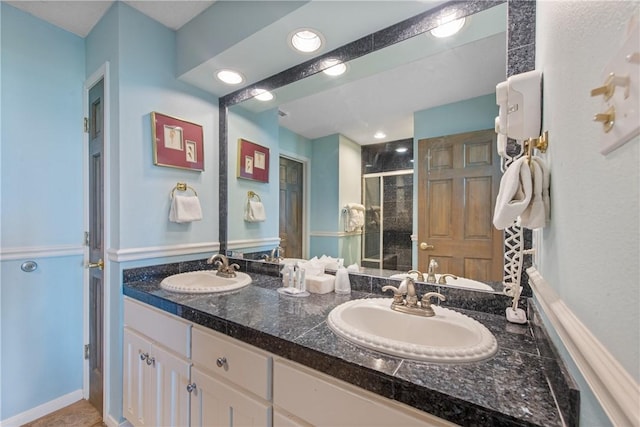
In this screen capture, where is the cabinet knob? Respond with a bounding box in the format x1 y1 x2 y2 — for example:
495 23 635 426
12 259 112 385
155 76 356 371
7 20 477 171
186 383 197 393
140 352 148 361
146 356 155 366
216 357 227 368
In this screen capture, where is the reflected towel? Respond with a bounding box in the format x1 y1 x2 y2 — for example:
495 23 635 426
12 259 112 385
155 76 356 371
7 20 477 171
345 203 365 232
169 195 203 223
244 200 266 222
493 157 532 230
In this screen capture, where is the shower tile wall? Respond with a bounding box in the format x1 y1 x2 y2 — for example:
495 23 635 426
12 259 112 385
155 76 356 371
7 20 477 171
383 174 413 271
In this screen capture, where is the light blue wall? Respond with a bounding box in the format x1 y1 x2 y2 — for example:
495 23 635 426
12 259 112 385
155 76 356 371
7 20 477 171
1 3 85 420
279 126 312 159
413 93 497 139
310 134 340 232
84 4 221 422
227 106 280 250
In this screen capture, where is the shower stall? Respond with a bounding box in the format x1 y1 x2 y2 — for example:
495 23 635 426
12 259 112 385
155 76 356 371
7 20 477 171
361 170 413 271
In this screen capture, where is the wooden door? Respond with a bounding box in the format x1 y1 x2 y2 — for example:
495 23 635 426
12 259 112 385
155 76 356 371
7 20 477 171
87 78 105 414
279 157 303 258
417 129 503 281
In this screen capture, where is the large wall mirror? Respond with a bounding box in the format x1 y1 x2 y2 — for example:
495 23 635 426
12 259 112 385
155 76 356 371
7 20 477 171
219 0 530 294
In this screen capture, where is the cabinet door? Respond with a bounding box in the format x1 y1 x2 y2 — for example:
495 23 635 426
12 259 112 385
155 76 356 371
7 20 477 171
152 344 191 427
123 328 154 427
190 367 272 427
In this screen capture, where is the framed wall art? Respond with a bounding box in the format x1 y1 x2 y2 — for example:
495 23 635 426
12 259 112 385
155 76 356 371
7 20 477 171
151 112 204 171
237 138 269 182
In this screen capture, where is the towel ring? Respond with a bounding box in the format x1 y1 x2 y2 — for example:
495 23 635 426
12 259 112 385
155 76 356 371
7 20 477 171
171 182 198 198
247 190 261 201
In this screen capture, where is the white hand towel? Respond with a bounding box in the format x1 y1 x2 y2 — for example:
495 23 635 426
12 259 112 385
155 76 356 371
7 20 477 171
169 195 203 223
345 203 365 232
534 156 550 225
520 158 545 229
244 200 266 222
493 156 533 230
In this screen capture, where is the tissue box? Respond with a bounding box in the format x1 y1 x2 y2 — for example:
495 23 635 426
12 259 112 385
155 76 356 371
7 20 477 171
306 274 335 294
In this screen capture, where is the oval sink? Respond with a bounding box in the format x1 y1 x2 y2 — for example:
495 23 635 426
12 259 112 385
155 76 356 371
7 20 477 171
160 271 251 293
327 298 497 363
388 274 494 291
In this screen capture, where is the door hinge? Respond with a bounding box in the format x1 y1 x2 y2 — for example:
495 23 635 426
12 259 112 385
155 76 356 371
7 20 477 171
84 117 89 133
84 344 90 360
84 231 90 246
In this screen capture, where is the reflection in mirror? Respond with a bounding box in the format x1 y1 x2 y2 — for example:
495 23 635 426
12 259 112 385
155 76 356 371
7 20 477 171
224 2 507 292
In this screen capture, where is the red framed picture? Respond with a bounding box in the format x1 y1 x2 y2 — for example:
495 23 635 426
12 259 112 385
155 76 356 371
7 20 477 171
152 112 204 171
237 138 270 182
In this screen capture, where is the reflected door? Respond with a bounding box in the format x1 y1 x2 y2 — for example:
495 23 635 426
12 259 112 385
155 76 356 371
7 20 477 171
417 129 502 281
279 157 303 258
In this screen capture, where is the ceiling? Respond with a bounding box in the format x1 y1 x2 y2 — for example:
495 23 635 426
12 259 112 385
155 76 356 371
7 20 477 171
4 1 506 145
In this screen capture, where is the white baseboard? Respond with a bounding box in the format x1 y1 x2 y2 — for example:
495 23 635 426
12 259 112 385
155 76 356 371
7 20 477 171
527 267 640 427
0 390 83 427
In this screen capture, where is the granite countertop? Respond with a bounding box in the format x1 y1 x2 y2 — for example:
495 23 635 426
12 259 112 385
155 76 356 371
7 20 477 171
123 262 568 427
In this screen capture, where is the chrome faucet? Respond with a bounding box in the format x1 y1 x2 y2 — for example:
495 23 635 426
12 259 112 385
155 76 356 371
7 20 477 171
207 253 239 278
425 259 438 284
438 273 458 284
263 246 284 263
382 277 446 317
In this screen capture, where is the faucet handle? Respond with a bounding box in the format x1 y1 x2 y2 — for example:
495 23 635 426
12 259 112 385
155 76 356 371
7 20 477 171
382 285 405 306
437 274 458 285
407 270 424 282
420 292 446 316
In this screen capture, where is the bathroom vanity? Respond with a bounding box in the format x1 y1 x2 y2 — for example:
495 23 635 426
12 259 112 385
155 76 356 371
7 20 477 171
122 259 578 427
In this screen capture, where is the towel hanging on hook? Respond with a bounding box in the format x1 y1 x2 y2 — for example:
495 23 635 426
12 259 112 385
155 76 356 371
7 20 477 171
245 190 266 222
169 182 202 223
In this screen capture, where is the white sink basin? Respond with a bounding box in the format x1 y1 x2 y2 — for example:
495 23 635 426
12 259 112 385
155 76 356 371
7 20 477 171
160 271 251 293
327 298 497 363
388 273 494 291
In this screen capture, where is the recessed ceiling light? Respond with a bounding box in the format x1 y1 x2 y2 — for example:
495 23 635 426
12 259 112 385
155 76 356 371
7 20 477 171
254 89 274 102
216 69 244 85
374 131 386 139
430 15 466 38
322 59 347 76
290 28 323 53
395 147 409 153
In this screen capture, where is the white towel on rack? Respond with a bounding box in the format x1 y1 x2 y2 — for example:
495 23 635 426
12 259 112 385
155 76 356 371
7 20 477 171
169 195 203 223
244 200 266 222
521 156 550 229
493 157 532 230
345 203 365 232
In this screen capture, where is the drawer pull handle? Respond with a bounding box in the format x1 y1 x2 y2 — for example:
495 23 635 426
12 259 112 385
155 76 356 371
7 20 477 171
186 383 197 393
216 357 227 368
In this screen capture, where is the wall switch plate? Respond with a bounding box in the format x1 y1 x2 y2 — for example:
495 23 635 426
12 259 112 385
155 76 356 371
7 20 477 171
595 17 639 155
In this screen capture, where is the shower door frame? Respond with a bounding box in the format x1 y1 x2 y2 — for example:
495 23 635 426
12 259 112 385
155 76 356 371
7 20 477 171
361 169 413 270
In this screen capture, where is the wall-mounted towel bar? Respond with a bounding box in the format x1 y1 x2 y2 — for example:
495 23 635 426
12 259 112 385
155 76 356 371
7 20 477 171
171 182 198 198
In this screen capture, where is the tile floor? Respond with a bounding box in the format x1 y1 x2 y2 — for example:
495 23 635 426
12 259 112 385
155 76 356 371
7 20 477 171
21 400 104 427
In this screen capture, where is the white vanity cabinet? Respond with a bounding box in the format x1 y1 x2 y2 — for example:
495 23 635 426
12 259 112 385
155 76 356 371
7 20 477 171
272 359 457 427
189 325 273 427
123 298 192 427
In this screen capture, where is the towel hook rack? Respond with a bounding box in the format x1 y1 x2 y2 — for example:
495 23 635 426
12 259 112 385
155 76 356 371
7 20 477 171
524 131 549 166
171 182 198 198
247 190 261 201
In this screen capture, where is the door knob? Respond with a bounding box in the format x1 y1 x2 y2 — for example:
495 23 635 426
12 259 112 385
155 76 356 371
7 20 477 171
87 259 104 270
419 242 435 251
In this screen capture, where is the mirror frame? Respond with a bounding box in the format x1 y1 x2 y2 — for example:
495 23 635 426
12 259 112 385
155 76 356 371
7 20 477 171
218 0 537 294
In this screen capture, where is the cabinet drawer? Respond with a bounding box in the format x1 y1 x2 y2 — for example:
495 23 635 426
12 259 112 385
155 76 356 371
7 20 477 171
273 359 456 427
192 325 272 401
124 297 191 358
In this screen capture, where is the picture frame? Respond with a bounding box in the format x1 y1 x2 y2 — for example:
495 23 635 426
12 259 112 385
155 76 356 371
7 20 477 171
237 138 269 182
151 112 204 171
